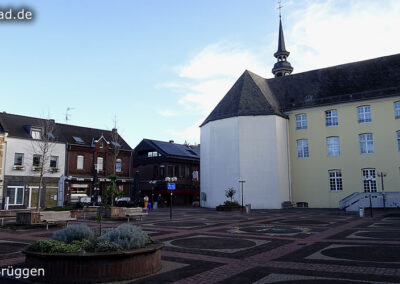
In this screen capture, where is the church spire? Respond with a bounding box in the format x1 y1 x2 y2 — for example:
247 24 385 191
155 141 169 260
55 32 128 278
272 5 293 78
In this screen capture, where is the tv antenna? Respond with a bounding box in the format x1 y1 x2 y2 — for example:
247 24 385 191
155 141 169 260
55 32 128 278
65 107 74 123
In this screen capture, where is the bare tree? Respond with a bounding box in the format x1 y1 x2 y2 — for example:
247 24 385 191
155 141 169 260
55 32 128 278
104 120 123 207
31 119 56 212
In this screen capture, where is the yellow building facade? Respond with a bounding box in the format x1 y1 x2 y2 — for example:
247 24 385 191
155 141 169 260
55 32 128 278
289 97 400 208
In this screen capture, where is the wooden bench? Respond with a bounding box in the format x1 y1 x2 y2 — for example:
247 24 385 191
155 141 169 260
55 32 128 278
40 211 76 230
124 207 148 222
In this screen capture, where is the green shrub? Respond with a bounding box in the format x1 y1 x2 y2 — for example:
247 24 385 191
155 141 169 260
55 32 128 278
27 240 82 253
97 224 152 250
51 224 94 244
44 206 74 211
223 200 241 206
94 241 121 252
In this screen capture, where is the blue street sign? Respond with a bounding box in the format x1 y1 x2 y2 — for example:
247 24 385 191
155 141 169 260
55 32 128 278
168 183 175 190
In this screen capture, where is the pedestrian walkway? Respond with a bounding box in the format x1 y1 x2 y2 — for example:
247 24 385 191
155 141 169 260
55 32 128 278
1 207 400 283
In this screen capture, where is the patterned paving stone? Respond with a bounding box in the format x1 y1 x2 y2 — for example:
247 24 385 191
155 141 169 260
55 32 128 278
278 242 400 268
1 207 400 283
217 266 399 284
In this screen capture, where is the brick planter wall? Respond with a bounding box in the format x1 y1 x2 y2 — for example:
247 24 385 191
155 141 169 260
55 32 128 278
16 211 41 224
24 243 163 283
97 206 124 218
216 205 244 211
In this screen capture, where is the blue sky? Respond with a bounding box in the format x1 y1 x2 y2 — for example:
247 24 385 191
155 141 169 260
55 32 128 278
1 0 400 148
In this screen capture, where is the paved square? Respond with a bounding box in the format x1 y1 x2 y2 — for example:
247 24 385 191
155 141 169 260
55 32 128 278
1 208 400 283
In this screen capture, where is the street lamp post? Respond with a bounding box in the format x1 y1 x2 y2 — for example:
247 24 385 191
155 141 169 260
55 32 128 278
165 177 177 219
239 180 246 214
378 171 387 208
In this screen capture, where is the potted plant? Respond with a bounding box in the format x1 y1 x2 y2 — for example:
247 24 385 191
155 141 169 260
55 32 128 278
216 187 244 211
24 224 163 283
98 174 124 218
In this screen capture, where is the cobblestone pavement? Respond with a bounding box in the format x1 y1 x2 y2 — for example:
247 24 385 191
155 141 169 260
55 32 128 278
1 207 400 283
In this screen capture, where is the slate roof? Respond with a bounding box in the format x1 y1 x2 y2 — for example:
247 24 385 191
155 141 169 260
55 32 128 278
137 139 200 160
0 112 132 150
201 53 400 127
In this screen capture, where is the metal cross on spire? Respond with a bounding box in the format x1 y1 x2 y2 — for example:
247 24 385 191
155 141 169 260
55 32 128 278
277 0 285 18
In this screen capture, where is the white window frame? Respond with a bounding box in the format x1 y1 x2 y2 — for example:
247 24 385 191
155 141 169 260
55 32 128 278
295 114 307 130
7 186 25 205
362 168 377 192
357 105 372 123
115 158 122 172
329 170 343 191
77 155 84 170
359 133 374 154
14 153 24 166
97 157 104 171
394 101 400 119
327 136 340 156
297 139 309 158
325 110 338 127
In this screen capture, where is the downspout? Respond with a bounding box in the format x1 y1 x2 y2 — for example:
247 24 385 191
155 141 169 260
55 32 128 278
285 118 292 202
66 143 71 204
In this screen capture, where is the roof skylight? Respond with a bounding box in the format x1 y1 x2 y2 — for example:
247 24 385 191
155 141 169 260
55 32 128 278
73 136 84 143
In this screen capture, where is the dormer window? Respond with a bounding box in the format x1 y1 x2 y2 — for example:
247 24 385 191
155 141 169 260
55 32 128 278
31 128 42 140
99 141 104 148
73 136 84 144
48 132 55 140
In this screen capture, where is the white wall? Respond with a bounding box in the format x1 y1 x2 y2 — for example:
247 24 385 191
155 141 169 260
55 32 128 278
200 115 290 209
200 117 240 208
4 137 66 178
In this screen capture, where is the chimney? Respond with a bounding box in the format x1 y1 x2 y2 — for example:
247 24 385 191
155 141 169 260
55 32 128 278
112 128 118 138
169 140 174 143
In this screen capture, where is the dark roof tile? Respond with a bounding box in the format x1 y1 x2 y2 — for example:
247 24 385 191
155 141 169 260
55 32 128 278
201 53 400 126
0 112 132 150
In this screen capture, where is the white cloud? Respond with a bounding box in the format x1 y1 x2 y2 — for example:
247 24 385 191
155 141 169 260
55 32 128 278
161 42 267 142
178 42 265 80
287 0 400 73
167 119 203 145
176 42 266 115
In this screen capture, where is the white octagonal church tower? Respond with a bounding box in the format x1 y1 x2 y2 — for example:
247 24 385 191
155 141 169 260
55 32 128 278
200 16 294 209
200 70 292 209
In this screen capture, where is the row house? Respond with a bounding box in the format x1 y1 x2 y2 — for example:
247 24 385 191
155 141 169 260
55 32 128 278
0 112 133 209
61 124 133 203
0 113 66 209
132 139 200 205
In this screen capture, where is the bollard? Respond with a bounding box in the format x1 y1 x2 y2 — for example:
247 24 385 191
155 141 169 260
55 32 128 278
359 207 364 217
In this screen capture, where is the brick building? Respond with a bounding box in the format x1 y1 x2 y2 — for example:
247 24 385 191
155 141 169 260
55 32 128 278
61 124 133 203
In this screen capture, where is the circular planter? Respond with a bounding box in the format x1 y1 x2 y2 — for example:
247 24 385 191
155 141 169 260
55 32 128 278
24 243 163 283
97 206 125 218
